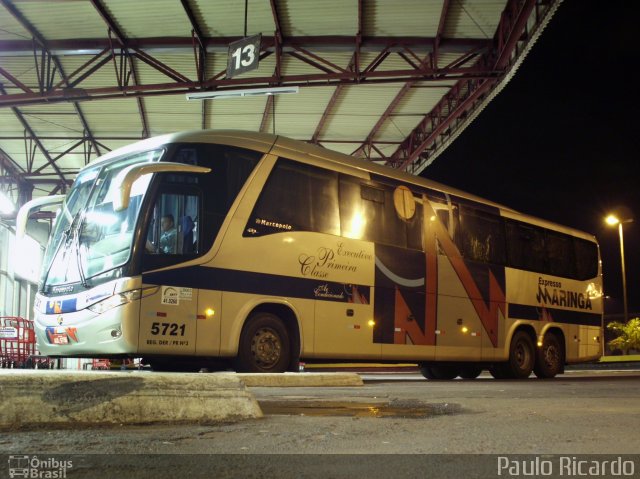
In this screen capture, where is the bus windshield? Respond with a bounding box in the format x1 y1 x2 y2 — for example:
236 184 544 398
42 149 164 289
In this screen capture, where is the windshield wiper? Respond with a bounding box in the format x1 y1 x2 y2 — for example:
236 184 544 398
73 213 90 289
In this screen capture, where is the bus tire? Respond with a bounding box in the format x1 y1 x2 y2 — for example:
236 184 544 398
459 366 482 379
419 364 435 379
236 312 290 373
534 333 563 379
505 331 535 379
149 358 199 372
420 364 459 380
489 365 510 379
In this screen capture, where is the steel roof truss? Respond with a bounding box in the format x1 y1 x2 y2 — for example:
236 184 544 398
352 52 432 158
94 0 149 138
311 55 357 145
0 39 498 109
24 135 36 173
0 67 33 94
388 0 546 172
1 0 101 171
57 49 112 90
33 44 57 94
32 140 85 175
0 83 66 189
260 94 274 134
180 0 206 85
433 0 451 69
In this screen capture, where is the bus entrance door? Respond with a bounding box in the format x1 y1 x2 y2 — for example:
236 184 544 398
434 257 483 361
314 296 380 360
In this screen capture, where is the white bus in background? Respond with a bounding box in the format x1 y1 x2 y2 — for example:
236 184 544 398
22 130 603 378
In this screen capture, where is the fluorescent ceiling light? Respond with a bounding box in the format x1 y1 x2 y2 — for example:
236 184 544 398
186 86 299 101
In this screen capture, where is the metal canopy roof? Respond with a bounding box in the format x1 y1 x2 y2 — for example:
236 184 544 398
0 0 560 208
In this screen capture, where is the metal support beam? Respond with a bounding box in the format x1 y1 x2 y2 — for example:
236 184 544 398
0 30 493 109
433 0 451 69
352 53 431 159
91 0 150 138
387 0 556 173
0 0 102 162
0 83 67 189
0 36 486 55
311 55 357 144
260 95 274 134
0 63 498 109
180 0 207 86
0 0 556 178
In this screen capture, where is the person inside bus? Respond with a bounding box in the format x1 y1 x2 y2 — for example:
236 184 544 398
146 214 177 254
159 214 177 254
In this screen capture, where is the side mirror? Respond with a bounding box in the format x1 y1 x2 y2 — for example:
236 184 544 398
114 162 211 211
16 195 66 238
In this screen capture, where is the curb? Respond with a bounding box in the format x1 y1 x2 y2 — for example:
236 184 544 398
566 361 640 371
0 370 262 430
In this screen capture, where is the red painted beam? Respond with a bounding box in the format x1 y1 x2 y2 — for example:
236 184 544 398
0 36 487 52
387 0 556 172
0 63 499 108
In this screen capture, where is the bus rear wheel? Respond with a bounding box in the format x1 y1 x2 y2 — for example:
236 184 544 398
501 331 535 379
488 365 510 379
459 366 482 379
534 333 564 379
149 358 201 372
236 312 291 373
419 364 459 380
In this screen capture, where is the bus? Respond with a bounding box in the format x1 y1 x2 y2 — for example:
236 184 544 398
22 130 603 378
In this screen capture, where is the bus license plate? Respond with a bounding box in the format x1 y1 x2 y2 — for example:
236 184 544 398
52 334 68 344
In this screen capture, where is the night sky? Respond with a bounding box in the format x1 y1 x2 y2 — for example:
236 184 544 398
422 0 640 315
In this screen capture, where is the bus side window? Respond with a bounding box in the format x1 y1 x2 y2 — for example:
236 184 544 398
545 231 576 278
575 238 598 280
505 221 545 272
406 201 423 251
169 144 261 252
459 207 506 265
339 178 407 247
427 195 456 250
247 159 340 236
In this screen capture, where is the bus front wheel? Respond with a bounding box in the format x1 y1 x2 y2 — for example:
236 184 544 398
236 312 291 373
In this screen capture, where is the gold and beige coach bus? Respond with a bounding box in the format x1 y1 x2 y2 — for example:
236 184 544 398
21 130 603 378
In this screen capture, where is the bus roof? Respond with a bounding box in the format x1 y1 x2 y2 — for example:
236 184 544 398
86 129 597 242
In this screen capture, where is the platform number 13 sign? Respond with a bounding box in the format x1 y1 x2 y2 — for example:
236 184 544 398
227 34 262 78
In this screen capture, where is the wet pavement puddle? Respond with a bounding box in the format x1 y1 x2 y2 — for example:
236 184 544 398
259 399 462 418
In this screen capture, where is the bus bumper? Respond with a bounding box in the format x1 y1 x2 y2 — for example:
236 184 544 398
34 300 140 357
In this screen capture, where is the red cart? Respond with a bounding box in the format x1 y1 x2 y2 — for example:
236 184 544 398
0 316 52 369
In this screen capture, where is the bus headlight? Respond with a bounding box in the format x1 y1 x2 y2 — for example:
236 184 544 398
88 289 142 314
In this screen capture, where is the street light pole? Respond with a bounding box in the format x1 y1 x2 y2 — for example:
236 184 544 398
606 214 632 323
617 221 628 323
